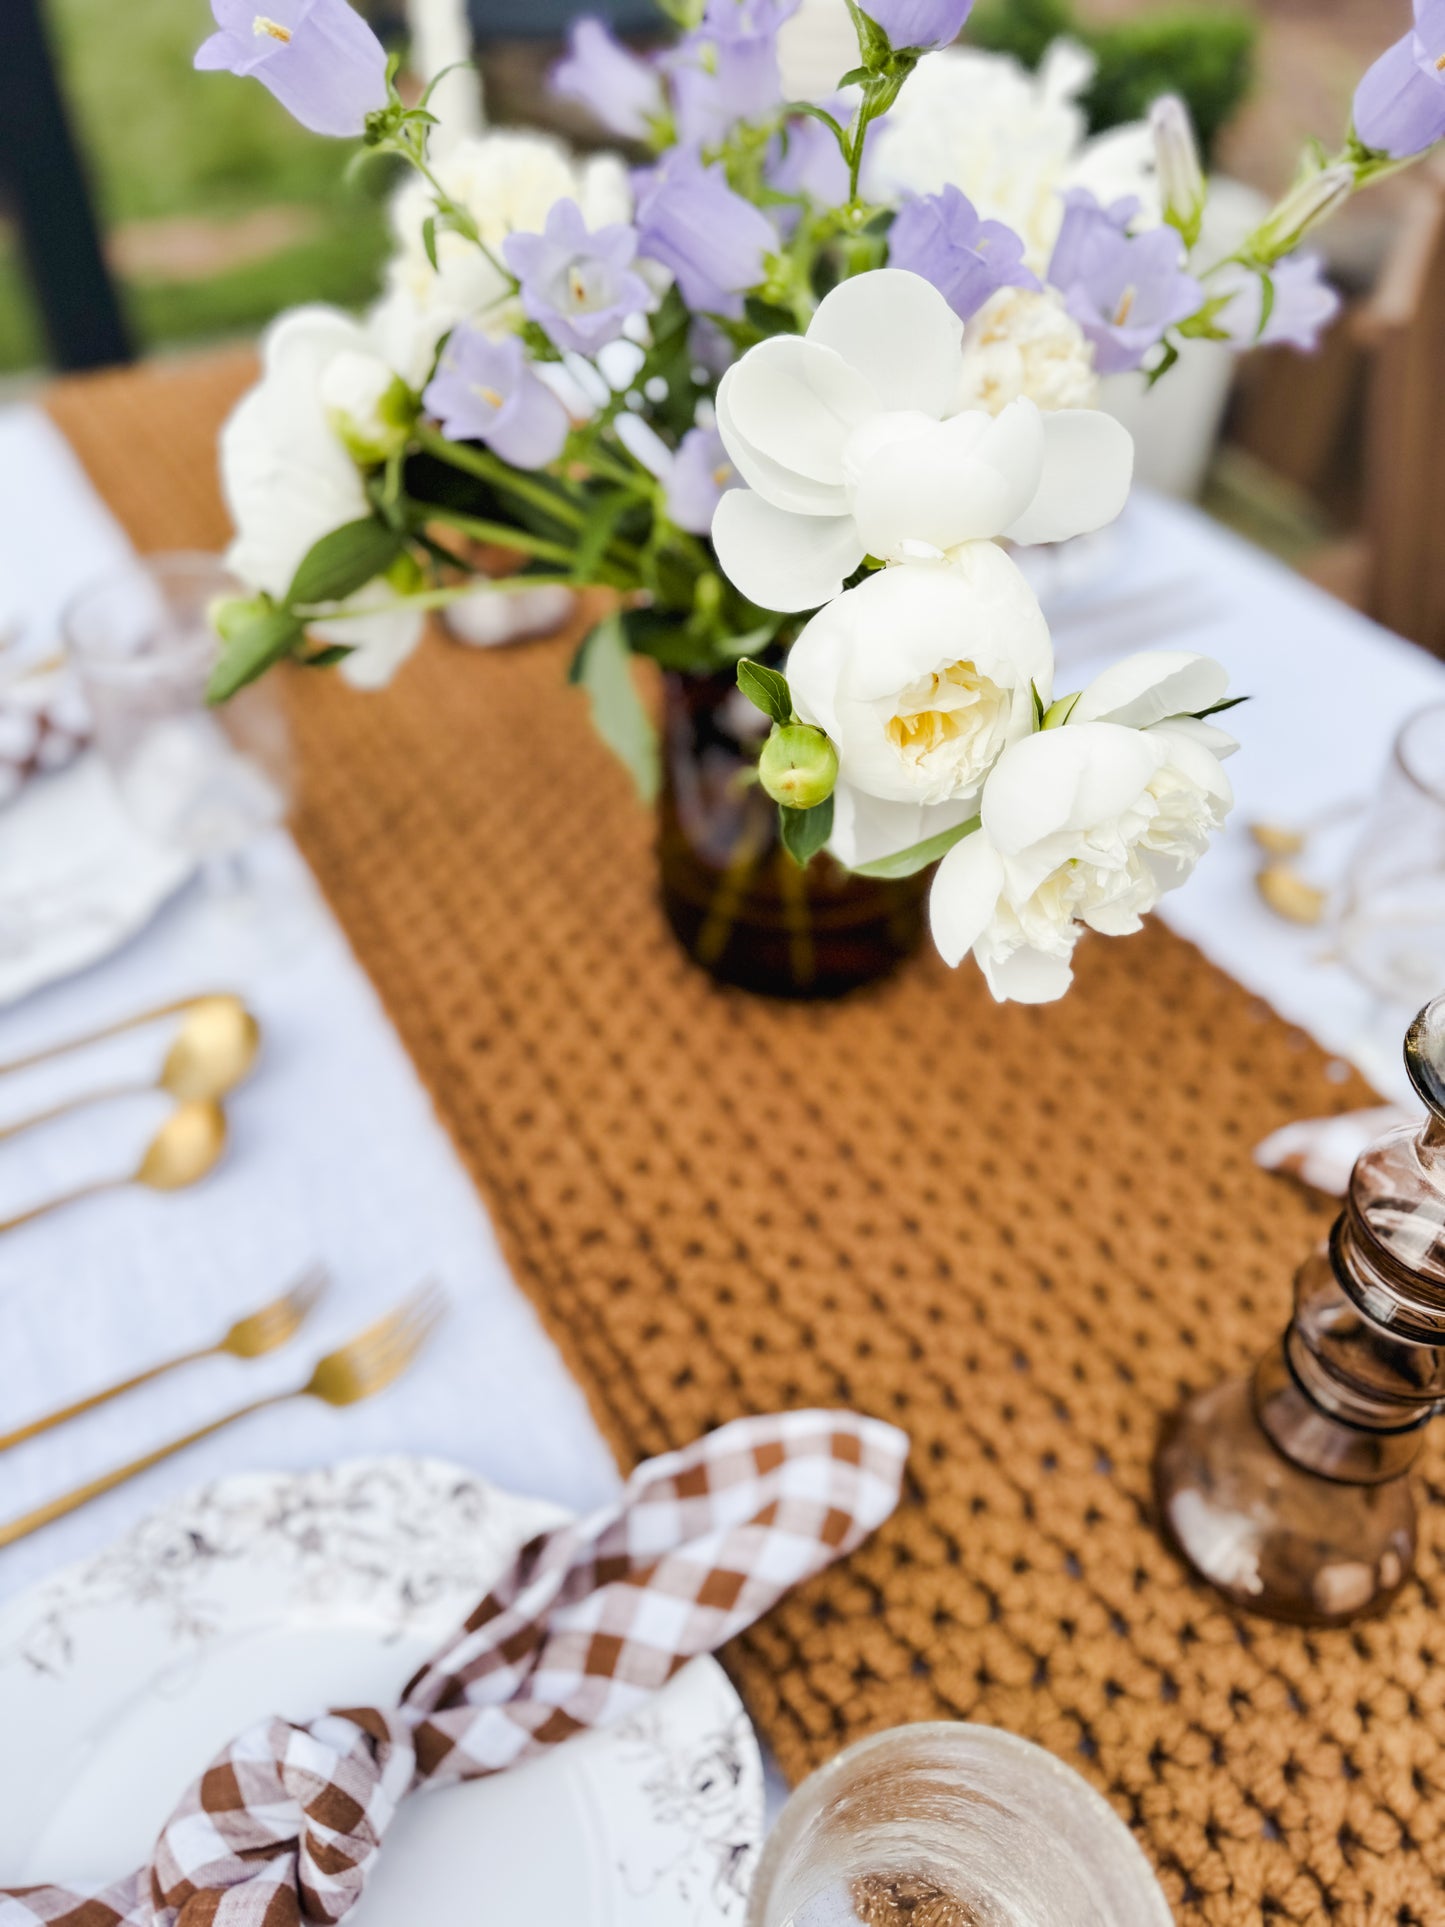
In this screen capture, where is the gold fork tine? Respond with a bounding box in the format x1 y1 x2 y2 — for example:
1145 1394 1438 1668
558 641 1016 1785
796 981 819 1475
0 1265 330 1455
0 1286 446 1546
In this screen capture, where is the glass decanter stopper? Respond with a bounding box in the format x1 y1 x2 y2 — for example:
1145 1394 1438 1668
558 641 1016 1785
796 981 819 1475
1155 993 1445 1625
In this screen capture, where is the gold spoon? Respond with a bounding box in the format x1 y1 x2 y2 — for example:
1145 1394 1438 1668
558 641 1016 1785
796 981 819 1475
0 1099 227 1235
1257 861 1329 926
0 991 238 1079
0 997 259 1142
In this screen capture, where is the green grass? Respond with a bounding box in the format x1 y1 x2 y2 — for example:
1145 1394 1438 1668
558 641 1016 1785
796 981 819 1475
4 0 394 373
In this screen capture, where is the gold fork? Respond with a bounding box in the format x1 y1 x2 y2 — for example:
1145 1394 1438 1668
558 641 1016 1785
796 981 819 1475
0 1265 329 1455
0 1284 447 1548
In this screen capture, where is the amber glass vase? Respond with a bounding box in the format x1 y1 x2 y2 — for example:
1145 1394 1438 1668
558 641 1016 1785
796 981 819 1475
657 670 927 998
1155 993 1445 1626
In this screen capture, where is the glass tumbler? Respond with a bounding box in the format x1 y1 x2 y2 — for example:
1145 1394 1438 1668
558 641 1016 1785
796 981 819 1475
64 553 291 886
748 1725 1171 1927
1337 701 1445 1008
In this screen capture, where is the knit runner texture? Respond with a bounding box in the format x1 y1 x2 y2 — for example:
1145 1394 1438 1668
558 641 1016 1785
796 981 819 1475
46 358 1445 1927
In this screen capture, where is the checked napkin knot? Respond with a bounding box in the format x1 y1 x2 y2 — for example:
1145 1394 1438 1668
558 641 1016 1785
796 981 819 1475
1 1410 908 1927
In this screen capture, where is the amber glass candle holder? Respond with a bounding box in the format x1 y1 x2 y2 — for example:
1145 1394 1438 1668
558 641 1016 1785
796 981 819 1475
1155 993 1445 1625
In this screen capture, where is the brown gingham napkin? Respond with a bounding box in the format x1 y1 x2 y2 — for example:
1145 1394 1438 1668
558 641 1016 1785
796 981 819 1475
1 1410 907 1927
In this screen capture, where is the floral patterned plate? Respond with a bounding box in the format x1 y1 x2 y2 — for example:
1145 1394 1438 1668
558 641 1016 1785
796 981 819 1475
0 1457 763 1926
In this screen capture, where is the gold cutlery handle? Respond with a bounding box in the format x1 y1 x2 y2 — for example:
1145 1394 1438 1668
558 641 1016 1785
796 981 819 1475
0 1393 283 1547
0 1080 149 1145
0 1343 213 1453
0 995 222 1079
0 1176 121 1235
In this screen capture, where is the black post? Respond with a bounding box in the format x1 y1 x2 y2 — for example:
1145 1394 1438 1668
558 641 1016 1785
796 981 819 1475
0 0 131 370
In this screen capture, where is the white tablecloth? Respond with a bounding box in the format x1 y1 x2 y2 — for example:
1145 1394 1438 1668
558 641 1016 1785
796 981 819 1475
2 400 1444 1612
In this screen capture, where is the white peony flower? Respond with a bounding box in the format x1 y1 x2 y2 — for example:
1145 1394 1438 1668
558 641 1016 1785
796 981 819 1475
710 268 1133 613
929 651 1235 1002
319 348 414 464
787 544 1053 868
955 285 1099 415
220 307 423 690
864 41 1159 274
370 132 633 385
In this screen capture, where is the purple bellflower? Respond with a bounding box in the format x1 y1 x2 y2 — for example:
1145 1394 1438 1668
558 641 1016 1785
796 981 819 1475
866 0 974 52
504 200 652 357
635 148 777 316
669 0 800 149
550 18 666 142
1047 190 1204 375
423 329 570 470
195 0 388 138
767 109 851 225
888 187 1039 322
666 424 741 534
1354 0 1445 158
1217 253 1342 353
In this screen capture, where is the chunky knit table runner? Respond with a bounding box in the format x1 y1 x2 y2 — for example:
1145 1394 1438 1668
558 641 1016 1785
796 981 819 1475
46 358 1445 1927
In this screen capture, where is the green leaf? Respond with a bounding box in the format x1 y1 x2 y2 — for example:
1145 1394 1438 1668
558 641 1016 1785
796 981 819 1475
742 295 800 339
206 599 305 704
1256 270 1277 338
779 795 835 868
845 0 893 66
418 59 474 110
1145 340 1181 389
1031 680 1046 729
851 815 980 880
1189 694 1248 719
1042 691 1081 730
422 215 439 273
737 658 793 727
715 621 783 663
288 519 405 610
570 614 659 805
298 644 354 669
572 490 630 584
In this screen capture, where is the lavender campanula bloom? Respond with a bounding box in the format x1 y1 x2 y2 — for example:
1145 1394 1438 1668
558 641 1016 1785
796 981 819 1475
669 0 800 148
888 187 1039 322
423 329 570 469
1354 0 1445 157
1216 253 1342 353
195 0 388 137
635 148 777 317
503 200 652 356
550 18 666 141
767 110 851 222
866 0 974 51
666 424 740 533
1047 190 1203 375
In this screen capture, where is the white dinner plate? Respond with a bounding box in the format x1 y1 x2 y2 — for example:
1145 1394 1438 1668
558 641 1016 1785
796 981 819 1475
0 1457 764 1925
0 755 193 1008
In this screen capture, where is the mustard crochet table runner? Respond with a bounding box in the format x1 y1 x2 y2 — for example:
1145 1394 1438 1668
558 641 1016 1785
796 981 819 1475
46 358 1445 1926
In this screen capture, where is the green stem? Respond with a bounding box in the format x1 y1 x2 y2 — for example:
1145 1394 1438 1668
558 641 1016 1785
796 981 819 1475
421 507 578 566
301 577 577 623
415 425 587 530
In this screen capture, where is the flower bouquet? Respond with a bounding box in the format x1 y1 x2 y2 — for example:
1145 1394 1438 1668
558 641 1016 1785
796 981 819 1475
199 0 1444 1000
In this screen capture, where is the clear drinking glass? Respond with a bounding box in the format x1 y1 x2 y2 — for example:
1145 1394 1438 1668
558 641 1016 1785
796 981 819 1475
64 554 291 887
1337 701 1445 1007
748 1725 1172 1927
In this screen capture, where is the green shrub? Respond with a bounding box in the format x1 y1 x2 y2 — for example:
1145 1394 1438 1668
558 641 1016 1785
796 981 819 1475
968 0 1257 164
